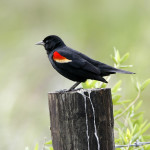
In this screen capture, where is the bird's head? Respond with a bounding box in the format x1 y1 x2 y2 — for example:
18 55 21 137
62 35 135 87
36 35 65 53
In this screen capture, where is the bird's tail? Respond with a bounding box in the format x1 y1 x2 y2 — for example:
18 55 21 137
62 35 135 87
99 63 135 76
113 68 135 74
98 62 135 76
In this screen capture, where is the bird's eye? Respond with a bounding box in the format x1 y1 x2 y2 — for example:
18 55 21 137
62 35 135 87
45 40 49 44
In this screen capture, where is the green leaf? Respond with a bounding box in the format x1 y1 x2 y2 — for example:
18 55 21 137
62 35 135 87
114 47 120 63
135 101 142 111
90 80 97 88
131 112 143 119
136 81 141 92
94 81 101 88
112 80 122 93
143 135 150 140
141 123 150 134
82 80 91 89
82 79 109 89
87 80 97 88
112 95 121 105
116 120 125 128
126 128 131 141
111 55 118 64
141 79 150 91
131 124 137 135
128 119 134 130
45 140 52 145
144 145 150 149
115 138 121 143
34 143 39 150
117 99 132 105
82 82 88 89
120 53 129 64
140 121 148 129
114 109 122 117
49 147 54 150
100 82 107 88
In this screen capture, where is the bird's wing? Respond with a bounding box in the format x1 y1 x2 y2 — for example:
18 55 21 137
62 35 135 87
52 49 100 75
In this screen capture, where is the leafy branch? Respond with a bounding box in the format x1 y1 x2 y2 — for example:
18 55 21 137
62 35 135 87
29 48 150 150
82 48 150 150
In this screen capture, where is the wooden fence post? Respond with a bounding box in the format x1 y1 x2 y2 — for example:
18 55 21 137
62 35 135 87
48 88 115 150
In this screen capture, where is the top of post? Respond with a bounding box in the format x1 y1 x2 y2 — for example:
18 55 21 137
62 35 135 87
48 88 111 94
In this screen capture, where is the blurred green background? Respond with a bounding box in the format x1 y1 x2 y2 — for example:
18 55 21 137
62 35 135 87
1 0 150 149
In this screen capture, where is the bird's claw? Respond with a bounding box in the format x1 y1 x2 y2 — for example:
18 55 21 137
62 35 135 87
56 89 68 93
56 88 83 93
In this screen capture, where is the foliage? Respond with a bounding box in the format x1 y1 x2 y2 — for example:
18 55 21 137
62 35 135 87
44 140 54 150
26 140 53 150
82 48 150 149
31 48 150 150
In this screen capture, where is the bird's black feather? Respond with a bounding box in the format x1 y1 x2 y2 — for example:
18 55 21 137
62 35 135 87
37 35 135 90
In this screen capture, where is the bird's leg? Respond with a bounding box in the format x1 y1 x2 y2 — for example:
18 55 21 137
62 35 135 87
68 82 81 91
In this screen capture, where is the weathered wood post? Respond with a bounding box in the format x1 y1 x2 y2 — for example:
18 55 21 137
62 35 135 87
48 88 115 150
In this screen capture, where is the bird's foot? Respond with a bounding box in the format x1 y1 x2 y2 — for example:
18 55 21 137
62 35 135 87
56 89 68 93
56 88 83 93
68 82 81 91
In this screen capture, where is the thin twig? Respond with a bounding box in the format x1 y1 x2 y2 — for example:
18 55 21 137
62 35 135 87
114 90 141 120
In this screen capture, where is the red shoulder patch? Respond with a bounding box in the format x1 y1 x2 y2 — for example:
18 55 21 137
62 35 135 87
53 51 72 63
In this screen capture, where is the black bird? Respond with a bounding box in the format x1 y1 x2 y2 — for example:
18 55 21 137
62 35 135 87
36 35 135 91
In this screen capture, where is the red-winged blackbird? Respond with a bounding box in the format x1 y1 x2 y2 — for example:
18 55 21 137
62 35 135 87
36 35 135 91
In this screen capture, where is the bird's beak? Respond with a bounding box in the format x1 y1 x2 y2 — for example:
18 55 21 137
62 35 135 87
35 41 45 46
